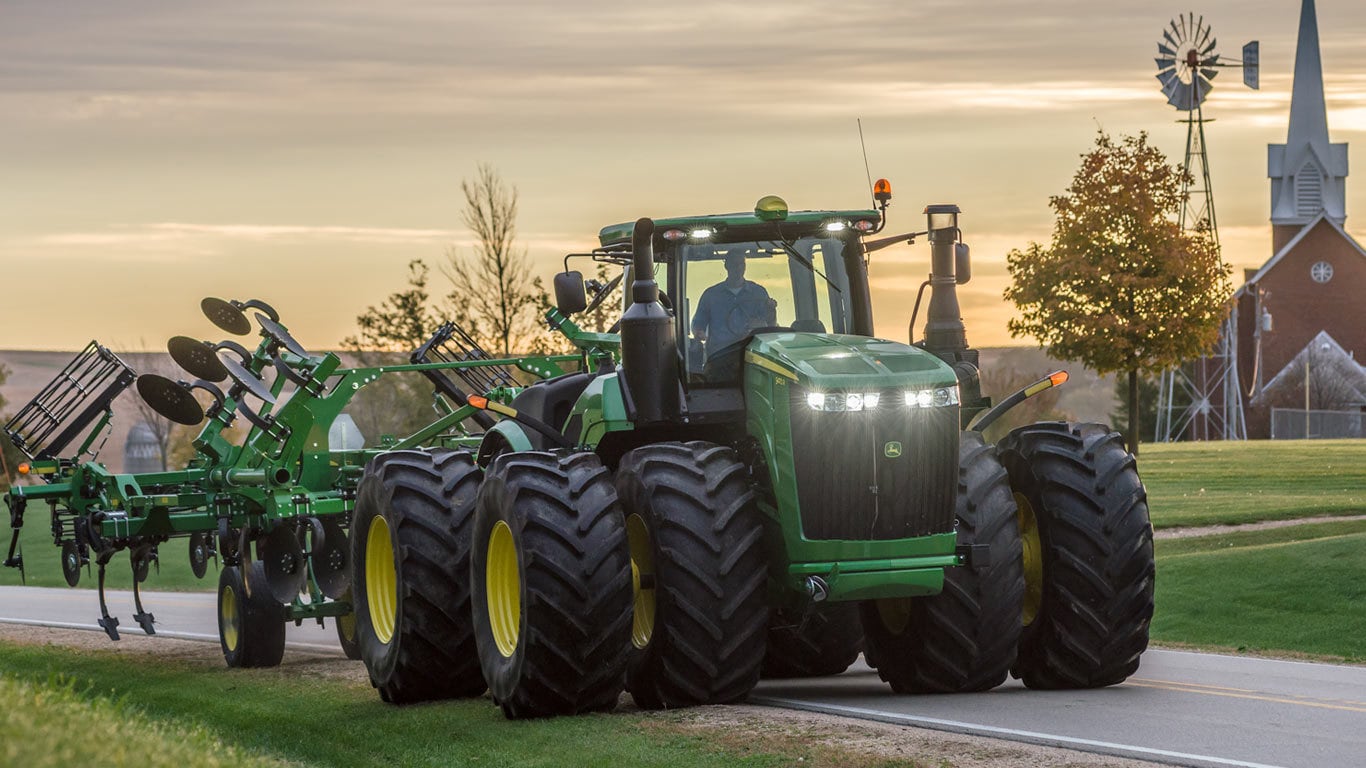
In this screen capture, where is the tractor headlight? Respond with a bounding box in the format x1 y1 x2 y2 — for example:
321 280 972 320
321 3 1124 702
904 386 959 408
805 391 881 412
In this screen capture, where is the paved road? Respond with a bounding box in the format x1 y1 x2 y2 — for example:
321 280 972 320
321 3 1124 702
3 585 1363 768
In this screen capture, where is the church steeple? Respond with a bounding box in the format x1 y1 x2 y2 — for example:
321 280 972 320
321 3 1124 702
1268 0 1348 239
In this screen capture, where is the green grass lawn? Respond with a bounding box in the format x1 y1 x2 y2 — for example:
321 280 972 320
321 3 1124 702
1152 519 1366 661
1141 439 1366 528
0 640 909 768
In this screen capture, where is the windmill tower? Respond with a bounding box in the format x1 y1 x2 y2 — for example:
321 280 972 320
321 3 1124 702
1152 13 1259 442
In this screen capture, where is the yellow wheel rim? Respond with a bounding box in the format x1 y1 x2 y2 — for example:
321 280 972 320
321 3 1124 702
626 514 655 649
365 516 398 644
875 597 913 635
338 610 356 644
220 584 240 652
486 521 521 658
1016 492 1044 627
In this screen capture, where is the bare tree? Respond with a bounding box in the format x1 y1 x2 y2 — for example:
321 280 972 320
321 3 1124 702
445 163 547 356
129 350 178 471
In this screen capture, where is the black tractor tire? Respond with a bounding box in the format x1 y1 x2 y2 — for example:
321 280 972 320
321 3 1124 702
998 422 1154 689
761 602 863 678
615 442 768 709
351 449 486 704
859 431 1024 693
218 561 286 668
472 451 633 719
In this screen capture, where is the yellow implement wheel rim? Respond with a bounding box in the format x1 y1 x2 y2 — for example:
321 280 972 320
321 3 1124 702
338 610 356 644
875 597 913 635
365 516 398 645
626 514 655 649
1015 492 1044 627
220 584 240 652
486 521 521 658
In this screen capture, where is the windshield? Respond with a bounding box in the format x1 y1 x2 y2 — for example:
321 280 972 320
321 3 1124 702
678 235 853 380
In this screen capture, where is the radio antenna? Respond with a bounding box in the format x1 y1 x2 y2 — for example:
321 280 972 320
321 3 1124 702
857 118 875 207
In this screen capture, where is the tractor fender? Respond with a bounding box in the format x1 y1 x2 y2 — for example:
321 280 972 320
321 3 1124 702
476 422 535 466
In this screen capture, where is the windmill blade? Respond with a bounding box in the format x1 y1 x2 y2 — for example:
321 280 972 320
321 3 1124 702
1205 53 1221 67
1163 28 1179 49
1162 77 1189 110
1169 19 1181 41
1195 77 1213 105
1156 69 1179 88
1156 57 1177 73
1196 17 1212 49
1178 14 1187 41
1202 35 1217 55
1201 67 1220 83
1158 42 1176 58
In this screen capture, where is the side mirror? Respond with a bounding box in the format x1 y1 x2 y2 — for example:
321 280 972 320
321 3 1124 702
554 271 587 315
955 242 972 285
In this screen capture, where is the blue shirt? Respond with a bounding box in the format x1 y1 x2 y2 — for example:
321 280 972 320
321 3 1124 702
691 280 774 353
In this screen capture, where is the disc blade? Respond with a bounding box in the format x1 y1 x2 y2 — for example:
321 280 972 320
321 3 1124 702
188 532 211 580
259 525 306 604
202 298 252 336
168 336 228 382
220 355 277 404
311 518 350 600
136 374 205 426
255 313 308 358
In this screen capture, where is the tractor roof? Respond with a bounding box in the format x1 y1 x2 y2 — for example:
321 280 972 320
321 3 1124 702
598 208 881 248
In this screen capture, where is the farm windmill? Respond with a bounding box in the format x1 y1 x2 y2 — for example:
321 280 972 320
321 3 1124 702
1153 12 1259 443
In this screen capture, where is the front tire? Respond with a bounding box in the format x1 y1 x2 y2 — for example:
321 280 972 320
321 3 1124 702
859 432 1023 693
615 442 768 709
218 561 286 668
352 449 486 703
472 451 633 719
998 422 1154 689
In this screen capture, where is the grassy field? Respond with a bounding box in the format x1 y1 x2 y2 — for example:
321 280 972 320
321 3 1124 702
1141 439 1366 528
1152 518 1366 662
0 640 923 768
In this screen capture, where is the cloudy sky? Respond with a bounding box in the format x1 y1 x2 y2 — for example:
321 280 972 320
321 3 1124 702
3 0 1364 351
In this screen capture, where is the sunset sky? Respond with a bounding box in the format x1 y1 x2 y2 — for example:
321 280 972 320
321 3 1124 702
3 0 1364 352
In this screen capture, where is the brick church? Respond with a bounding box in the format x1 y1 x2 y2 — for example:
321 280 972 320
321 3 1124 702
1231 0 1366 438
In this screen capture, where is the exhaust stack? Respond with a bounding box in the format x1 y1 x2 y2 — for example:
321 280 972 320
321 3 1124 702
619 218 681 424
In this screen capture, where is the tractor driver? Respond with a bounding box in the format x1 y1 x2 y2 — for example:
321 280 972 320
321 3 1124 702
691 251 777 355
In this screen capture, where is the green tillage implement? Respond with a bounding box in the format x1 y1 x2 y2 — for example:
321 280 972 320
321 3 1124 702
2 299 587 666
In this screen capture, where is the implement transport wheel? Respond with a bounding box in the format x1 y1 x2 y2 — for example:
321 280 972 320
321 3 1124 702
859 431 1023 693
335 589 361 661
352 449 486 703
217 562 285 668
615 441 768 709
472 451 633 719
998 422 1154 689
761 602 862 678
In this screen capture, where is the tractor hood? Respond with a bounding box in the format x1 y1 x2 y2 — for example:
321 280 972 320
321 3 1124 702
745 332 957 390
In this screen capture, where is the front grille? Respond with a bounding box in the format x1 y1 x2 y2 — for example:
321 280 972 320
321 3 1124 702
788 387 957 540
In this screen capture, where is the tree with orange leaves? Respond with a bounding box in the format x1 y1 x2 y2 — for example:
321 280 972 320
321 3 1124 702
1004 132 1231 455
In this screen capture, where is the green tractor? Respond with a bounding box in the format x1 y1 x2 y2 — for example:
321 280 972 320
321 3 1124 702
350 186 1155 716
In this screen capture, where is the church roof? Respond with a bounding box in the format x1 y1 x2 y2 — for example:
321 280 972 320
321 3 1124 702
1236 213 1366 298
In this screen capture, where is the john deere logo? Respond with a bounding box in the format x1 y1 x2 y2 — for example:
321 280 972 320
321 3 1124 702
884 441 903 458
